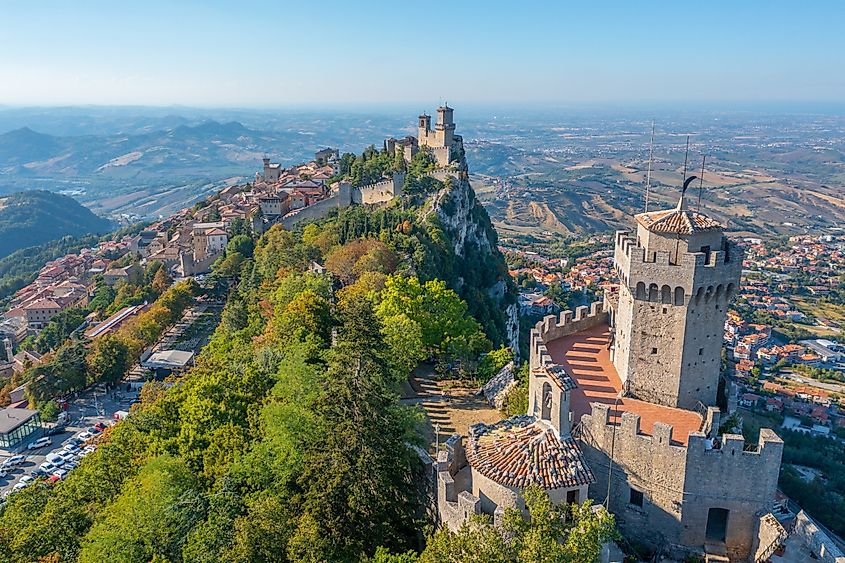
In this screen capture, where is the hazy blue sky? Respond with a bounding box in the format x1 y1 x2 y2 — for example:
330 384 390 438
1 0 843 107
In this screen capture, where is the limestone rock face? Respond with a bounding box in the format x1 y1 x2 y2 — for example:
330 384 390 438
429 175 492 260
426 173 520 353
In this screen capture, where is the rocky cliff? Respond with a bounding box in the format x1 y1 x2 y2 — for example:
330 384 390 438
425 172 520 353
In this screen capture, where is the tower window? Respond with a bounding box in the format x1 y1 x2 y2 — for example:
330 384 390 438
651 348 658 355
629 488 644 507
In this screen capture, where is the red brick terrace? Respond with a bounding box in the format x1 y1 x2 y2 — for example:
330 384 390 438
545 324 702 446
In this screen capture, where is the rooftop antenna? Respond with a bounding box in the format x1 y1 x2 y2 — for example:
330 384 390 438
644 121 654 212
697 154 707 212
679 135 690 208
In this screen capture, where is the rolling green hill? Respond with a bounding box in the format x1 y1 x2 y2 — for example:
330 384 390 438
0 190 112 259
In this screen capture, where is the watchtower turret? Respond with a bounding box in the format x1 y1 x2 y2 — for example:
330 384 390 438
435 104 455 147
611 195 742 409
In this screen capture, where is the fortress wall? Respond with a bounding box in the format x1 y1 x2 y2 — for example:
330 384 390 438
436 435 482 532
682 430 784 561
530 301 607 371
279 191 350 229
578 404 689 547
792 510 845 563
354 172 404 205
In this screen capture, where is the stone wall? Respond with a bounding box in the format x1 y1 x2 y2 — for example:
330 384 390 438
753 513 787 563
577 401 783 561
354 172 404 205
791 510 845 563
279 190 350 229
683 430 783 560
579 404 689 549
481 361 515 409
612 230 743 409
436 435 482 531
529 301 608 372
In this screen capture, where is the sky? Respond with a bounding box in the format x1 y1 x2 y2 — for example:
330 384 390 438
1 0 844 108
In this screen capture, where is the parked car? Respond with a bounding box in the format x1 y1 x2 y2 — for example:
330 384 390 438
45 453 68 467
51 469 68 480
65 461 78 470
0 469 7 479
77 431 93 441
62 444 80 453
31 468 48 478
12 482 26 491
40 461 57 473
3 455 25 467
83 446 96 454
27 437 52 450
94 422 107 431
19 476 33 486
86 426 101 434
45 425 66 436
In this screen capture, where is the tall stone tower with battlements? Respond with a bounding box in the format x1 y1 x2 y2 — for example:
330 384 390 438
612 195 743 410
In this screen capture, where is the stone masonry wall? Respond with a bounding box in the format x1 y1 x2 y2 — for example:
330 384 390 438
612 230 743 409
683 430 783 560
579 404 689 548
792 510 845 563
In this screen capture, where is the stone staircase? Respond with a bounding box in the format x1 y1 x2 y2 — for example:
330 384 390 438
704 542 730 563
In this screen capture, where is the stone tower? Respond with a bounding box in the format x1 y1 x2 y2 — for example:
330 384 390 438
434 104 455 147
612 195 742 410
418 113 432 140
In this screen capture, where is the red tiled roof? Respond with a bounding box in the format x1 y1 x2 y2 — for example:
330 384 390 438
545 324 703 446
467 416 594 490
23 298 61 310
635 206 722 235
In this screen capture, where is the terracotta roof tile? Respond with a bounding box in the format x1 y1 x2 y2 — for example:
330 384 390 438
466 416 594 490
635 206 721 235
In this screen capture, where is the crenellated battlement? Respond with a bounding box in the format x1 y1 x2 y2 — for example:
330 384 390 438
530 301 607 371
583 402 687 452
614 231 742 304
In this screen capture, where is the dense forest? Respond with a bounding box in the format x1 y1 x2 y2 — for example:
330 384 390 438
0 189 613 561
0 190 112 259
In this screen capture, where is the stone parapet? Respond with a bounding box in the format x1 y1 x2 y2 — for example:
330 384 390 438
530 301 607 371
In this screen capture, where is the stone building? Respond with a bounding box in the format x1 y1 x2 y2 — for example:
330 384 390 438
437 193 785 562
416 104 460 167
611 198 743 409
436 339 595 531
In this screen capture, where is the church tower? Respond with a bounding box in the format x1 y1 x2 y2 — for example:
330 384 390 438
611 195 742 410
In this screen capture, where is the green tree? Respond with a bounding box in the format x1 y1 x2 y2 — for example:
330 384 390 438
288 296 423 561
87 334 130 384
34 308 86 352
376 275 490 359
420 487 616 563
227 234 255 258
78 456 203 563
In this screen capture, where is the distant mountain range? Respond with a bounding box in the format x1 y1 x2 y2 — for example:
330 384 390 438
0 190 112 259
0 106 843 235
0 120 305 179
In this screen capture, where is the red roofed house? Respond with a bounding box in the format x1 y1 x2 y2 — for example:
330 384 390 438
23 298 62 330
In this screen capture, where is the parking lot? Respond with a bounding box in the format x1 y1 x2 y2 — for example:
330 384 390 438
0 384 139 496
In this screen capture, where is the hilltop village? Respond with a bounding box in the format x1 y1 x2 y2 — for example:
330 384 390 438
0 108 842 562
0 105 466 375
